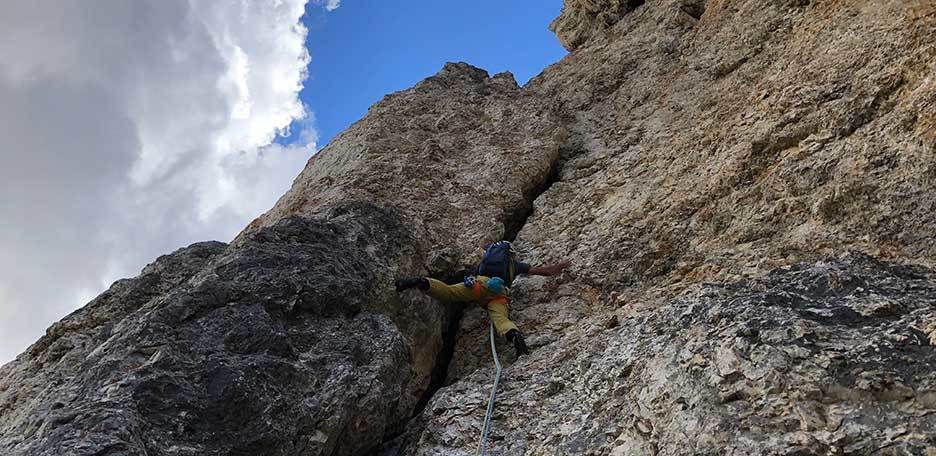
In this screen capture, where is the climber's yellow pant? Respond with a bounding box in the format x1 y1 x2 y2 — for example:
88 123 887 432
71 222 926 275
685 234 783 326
483 300 517 338
426 277 519 337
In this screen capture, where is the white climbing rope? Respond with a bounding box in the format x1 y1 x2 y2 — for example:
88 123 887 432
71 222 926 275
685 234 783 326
477 321 502 456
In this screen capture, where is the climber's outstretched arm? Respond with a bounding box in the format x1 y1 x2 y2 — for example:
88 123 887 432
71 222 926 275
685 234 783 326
526 260 571 277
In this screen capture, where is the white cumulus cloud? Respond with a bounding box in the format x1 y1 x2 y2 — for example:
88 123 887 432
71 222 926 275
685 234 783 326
0 0 321 364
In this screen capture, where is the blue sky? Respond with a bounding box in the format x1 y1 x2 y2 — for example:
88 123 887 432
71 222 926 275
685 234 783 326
288 1 567 147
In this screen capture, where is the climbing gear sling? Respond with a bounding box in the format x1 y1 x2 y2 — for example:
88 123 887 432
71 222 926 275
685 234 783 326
477 321 502 456
470 278 511 309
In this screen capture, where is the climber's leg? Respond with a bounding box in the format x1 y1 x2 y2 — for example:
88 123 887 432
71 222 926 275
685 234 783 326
486 299 518 337
425 278 476 304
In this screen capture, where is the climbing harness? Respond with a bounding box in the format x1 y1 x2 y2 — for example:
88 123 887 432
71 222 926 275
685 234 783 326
477 321 502 456
466 277 512 311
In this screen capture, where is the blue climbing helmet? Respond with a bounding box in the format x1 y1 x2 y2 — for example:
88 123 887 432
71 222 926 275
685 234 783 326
478 241 516 286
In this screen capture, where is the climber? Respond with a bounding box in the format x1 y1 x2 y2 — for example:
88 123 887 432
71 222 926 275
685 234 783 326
395 241 571 359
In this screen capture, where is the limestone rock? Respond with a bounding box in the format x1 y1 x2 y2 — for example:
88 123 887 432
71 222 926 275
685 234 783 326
549 0 650 51
245 62 564 277
394 0 936 454
396 254 936 455
4 0 936 455
525 0 936 293
0 208 433 456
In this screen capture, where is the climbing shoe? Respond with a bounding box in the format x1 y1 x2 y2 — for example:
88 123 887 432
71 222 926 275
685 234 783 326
395 277 429 292
506 329 530 357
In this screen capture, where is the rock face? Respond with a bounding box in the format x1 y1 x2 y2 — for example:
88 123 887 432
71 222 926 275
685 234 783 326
528 0 936 292
399 254 936 455
550 0 651 51
393 0 936 454
0 209 428 456
4 0 936 455
246 62 563 275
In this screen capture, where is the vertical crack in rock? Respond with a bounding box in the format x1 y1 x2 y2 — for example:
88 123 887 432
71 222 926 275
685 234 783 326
383 138 570 455
406 153 565 430
412 303 462 417
503 157 563 242
410 161 564 413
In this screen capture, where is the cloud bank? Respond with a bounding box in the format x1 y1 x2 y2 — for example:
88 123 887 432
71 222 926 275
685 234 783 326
0 0 320 363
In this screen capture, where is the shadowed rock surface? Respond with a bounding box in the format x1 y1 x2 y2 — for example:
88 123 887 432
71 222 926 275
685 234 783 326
0 206 429 456
4 0 936 455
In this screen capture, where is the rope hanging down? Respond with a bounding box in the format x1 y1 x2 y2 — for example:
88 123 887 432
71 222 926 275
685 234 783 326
477 321 502 456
